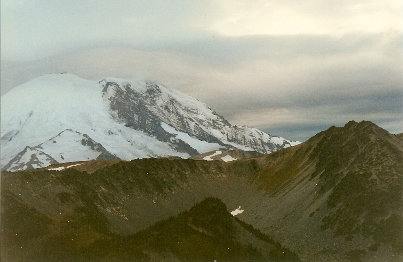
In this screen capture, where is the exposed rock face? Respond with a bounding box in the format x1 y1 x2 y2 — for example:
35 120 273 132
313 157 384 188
100 78 298 155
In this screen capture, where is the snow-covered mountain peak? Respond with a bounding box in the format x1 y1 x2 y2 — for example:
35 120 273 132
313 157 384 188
1 73 300 171
3 146 57 172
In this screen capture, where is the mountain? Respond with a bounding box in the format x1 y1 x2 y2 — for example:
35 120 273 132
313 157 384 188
2 146 57 171
2 121 401 261
3 129 117 172
251 120 403 261
1 73 299 171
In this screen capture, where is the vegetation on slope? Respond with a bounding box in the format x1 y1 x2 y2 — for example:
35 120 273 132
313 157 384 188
1 194 299 262
256 121 403 260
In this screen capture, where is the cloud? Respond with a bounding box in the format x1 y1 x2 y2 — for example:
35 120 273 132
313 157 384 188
1 0 214 61
2 32 402 141
3 0 401 61
1 1 402 141
211 0 402 36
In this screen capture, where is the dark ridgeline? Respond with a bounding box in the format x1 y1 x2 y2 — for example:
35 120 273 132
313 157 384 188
1 121 402 261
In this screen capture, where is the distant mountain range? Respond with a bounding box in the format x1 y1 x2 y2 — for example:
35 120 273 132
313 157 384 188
2 120 402 261
1 73 299 171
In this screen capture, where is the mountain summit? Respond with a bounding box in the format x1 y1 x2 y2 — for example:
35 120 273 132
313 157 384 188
1 73 299 171
252 120 403 261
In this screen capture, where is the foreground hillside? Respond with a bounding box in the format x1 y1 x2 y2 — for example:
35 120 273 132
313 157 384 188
2 196 299 262
2 121 402 261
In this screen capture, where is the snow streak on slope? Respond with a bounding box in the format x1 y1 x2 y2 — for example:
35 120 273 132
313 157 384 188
161 122 221 153
48 163 82 171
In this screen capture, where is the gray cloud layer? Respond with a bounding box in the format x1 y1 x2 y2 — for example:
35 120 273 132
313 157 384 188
2 0 402 141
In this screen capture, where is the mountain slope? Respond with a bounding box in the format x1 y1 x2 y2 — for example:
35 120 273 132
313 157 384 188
1 194 299 262
111 198 299 262
1 73 298 171
1 121 401 261
249 120 403 261
34 129 118 162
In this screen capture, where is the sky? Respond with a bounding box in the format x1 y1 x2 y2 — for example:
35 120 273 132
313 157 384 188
1 0 402 141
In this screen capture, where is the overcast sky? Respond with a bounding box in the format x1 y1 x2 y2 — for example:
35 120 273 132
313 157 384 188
2 0 402 140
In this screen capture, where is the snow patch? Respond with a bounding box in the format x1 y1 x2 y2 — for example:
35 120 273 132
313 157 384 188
221 155 237 162
203 151 222 161
48 163 82 171
230 206 244 216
